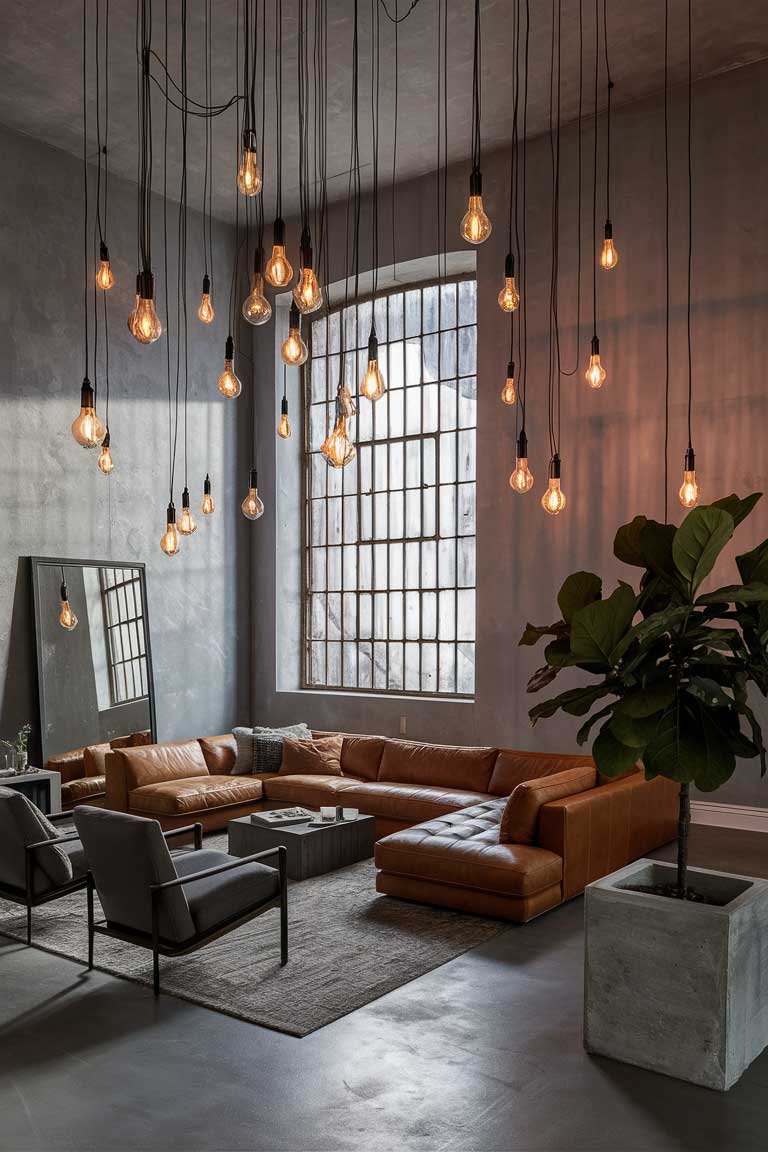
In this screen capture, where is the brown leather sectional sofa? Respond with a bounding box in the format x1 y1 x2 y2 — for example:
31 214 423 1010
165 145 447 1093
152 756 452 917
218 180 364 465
46 731 152 810
99 731 679 922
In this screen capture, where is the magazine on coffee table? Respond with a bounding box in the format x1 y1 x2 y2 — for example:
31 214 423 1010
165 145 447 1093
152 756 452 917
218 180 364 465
250 807 315 827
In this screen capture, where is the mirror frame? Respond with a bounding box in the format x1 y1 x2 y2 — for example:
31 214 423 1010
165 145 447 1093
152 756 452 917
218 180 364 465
30 556 157 764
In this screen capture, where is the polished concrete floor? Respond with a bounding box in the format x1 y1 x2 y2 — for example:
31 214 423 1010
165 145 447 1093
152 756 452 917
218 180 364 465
1 825 767 1152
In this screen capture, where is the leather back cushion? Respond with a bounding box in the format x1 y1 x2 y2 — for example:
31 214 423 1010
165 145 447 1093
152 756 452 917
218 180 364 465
489 750 596 796
110 730 153 751
112 740 209 792
499 765 597 845
340 736 386 781
198 735 237 775
280 735 344 776
378 739 498 792
83 743 111 778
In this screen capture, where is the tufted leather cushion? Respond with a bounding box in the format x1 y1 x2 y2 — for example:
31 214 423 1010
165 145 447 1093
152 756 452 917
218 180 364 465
113 740 209 792
488 750 595 797
378 740 498 792
129 774 265 816
500 765 597 845
62 775 106 805
280 735 344 776
339 781 495 825
83 743 111 778
198 734 237 775
375 801 563 897
263 773 360 808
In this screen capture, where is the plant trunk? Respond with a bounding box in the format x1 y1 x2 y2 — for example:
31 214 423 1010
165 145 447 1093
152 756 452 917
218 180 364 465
676 782 691 898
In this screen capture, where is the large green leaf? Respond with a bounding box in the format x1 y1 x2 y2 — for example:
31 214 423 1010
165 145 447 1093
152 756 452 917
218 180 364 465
544 637 573 668
696 582 768 606
570 583 637 668
691 705 737 792
519 620 567 647
576 703 617 746
685 677 733 708
614 516 648 568
592 722 641 777
611 605 691 666
711 492 762 528
639 521 678 583
672 507 735 596
613 681 676 718
557 571 602 624
610 710 663 748
526 664 560 693
642 707 688 782
736 539 768 586
529 684 614 725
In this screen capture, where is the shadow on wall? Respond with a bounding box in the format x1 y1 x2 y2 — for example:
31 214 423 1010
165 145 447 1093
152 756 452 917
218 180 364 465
0 558 40 765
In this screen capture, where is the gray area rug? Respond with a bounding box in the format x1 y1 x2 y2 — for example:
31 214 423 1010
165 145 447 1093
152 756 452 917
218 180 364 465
0 836 508 1036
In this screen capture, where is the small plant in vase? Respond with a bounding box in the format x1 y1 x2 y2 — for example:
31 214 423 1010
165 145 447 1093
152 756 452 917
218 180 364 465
14 723 32 772
521 493 768 902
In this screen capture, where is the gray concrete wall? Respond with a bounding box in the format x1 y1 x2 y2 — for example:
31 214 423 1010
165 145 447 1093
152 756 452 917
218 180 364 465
0 121 251 757
250 58 768 808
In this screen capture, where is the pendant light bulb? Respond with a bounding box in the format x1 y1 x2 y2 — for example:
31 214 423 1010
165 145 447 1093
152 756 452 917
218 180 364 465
679 447 700 509
217 336 242 398
321 396 356 469
265 219 294 288
460 169 492 245
509 432 534 494
131 272 162 344
277 396 292 439
96 241 115 290
202 474 214 515
71 378 105 449
237 130 262 196
541 454 567 516
585 336 607 390
292 228 322 314
241 469 265 520
361 330 386 401
281 304 308 365
501 361 516 406
177 487 197 535
160 502 180 556
242 265 272 326
59 581 78 631
600 220 619 270
97 429 114 474
198 274 214 323
498 254 520 311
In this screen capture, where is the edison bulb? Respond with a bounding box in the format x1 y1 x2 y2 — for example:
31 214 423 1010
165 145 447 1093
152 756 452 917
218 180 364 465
601 237 619 270
217 359 241 398
321 418 356 468
498 276 520 311
237 136 262 196
133 295 163 344
679 470 700 509
281 326 308 366
96 259 114 290
202 491 214 515
501 363 516 405
127 293 140 337
97 438 114 474
266 244 293 288
293 267 322 314
178 488 197 535
198 275 214 323
59 599 78 630
362 360 386 401
242 273 272 325
242 487 265 520
509 458 534 493
585 354 606 389
160 505 180 556
71 381 105 448
541 478 567 516
278 411 291 439
339 385 356 418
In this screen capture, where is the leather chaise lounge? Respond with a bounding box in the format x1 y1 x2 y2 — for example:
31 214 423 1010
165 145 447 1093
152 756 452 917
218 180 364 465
101 732 678 922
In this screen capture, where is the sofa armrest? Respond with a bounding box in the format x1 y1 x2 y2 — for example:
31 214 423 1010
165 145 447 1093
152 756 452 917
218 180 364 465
538 772 679 901
45 750 86 785
104 750 128 812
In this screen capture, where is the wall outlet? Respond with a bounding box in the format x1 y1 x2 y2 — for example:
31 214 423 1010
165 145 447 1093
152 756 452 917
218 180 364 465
399 715 407 736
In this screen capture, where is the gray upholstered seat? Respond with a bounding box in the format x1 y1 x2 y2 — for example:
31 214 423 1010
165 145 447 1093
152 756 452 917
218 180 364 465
175 850 280 934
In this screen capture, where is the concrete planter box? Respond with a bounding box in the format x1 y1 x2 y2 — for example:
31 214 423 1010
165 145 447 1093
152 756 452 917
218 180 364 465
584 859 768 1091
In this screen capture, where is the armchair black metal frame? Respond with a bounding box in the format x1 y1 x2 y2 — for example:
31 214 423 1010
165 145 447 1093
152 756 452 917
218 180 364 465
0 811 86 944
86 824 288 995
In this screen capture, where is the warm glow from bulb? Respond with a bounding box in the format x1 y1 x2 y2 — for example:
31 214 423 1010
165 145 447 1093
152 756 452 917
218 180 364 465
71 407 105 449
59 600 78 630
178 506 197 535
198 293 214 323
509 458 534 493
217 359 242 398
132 295 163 344
498 276 520 311
585 354 607 390
241 487 265 520
293 268 322 314
160 521 180 556
541 478 567 516
97 443 114 474
321 418 356 468
339 386 356 418
202 493 214 515
242 274 272 325
281 328 308 366
96 260 115 290
362 360 386 402
237 147 262 195
265 245 294 288
600 238 619 270
501 375 516 405
679 470 700 509
127 295 140 337
277 413 291 439
460 195 492 245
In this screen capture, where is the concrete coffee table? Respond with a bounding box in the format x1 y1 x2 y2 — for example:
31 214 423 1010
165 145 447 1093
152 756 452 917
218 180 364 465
228 812 376 881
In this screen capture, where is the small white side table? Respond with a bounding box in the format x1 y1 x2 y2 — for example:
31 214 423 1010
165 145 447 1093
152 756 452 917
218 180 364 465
0 769 62 814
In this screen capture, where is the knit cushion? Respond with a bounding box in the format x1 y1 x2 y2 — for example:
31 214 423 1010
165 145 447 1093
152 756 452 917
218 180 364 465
232 723 312 775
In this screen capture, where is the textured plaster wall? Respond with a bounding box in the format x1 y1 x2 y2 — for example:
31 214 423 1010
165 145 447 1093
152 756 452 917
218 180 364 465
250 59 768 808
0 121 251 757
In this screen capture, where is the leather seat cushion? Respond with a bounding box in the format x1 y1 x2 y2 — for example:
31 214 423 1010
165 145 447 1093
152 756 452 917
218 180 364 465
375 801 563 897
340 781 496 824
263 774 361 808
488 750 595 797
174 849 280 935
129 775 265 816
61 776 106 804
378 739 498 792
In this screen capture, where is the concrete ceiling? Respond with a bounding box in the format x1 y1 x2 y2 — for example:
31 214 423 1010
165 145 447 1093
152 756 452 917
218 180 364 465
0 0 766 224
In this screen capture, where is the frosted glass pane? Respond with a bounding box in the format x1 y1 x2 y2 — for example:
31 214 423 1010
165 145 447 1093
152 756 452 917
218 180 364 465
405 542 420 589
458 429 476 483
440 330 457 377
310 501 325 545
423 437 436 487
311 549 326 591
343 546 357 589
357 300 373 346
309 642 324 685
360 494 373 541
458 376 477 428
327 548 342 591
440 282 457 328
423 285 439 333
458 537 475 588
406 386 421 435
374 444 388 491
359 544 373 589
390 441 404 488
359 593 372 638
457 642 475 694
405 440 421 488
389 489 404 538
459 279 477 325
439 590 456 640
310 357 326 403
343 593 357 638
405 289 421 337
388 292 404 340
438 643 456 693
342 496 358 542
404 642 420 691
422 333 439 382
405 340 422 387
373 390 388 441
374 642 388 689
389 592 404 640
358 642 373 689
458 324 477 376
388 643 404 691
343 306 356 350
405 592 420 640
374 493 388 539
422 486 436 537
326 461 342 498
457 590 475 641
310 403 328 448
422 592 437 639
374 543 388 589
405 489 422 537
312 317 327 356
327 593 342 640
357 395 372 441
440 430 457 483
389 341 404 387
328 311 341 354
438 538 456 587
421 540 437 588
458 482 476 536
389 542 404 589
374 295 388 339
440 484 456 536
423 384 438 433
388 388 404 437
327 497 342 545
421 643 437 691
374 592 388 638
309 594 326 639
326 642 341 686
359 444 372 491
343 643 356 687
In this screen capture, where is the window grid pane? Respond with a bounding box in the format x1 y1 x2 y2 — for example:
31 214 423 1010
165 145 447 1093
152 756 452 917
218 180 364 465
303 278 476 698
98 568 149 707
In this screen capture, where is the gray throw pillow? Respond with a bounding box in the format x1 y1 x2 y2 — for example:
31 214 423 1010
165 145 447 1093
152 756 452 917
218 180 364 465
0 787 74 888
232 724 312 775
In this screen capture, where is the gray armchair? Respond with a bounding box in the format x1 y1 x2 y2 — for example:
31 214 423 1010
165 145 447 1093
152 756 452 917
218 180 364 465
73 806 287 995
0 786 87 943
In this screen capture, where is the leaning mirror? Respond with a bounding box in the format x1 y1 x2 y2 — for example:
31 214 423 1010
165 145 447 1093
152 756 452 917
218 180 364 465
31 557 156 763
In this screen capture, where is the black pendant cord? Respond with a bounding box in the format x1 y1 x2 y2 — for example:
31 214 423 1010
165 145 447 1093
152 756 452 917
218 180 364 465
274 0 283 222
686 0 694 455
520 0 530 434
590 0 599 342
179 0 189 491
509 0 520 427
559 0 584 379
378 0 424 21
137 0 153 276
663 0 670 522
602 0 613 224
547 0 563 458
441 0 447 284
256 0 266 255
228 6 243 347
207 0 214 280
102 0 110 429
370 0 381 302
436 0 446 282
390 0 399 279
296 0 310 236
82 0 90 381
201 0 211 278
470 0 482 174
314 0 329 305
164 0 173 503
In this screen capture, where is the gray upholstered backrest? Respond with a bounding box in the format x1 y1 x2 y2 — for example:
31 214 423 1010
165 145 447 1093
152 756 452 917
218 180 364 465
0 787 73 889
73 807 195 943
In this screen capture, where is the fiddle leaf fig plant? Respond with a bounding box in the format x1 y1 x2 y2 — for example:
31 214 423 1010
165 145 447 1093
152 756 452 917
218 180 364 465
521 493 768 898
